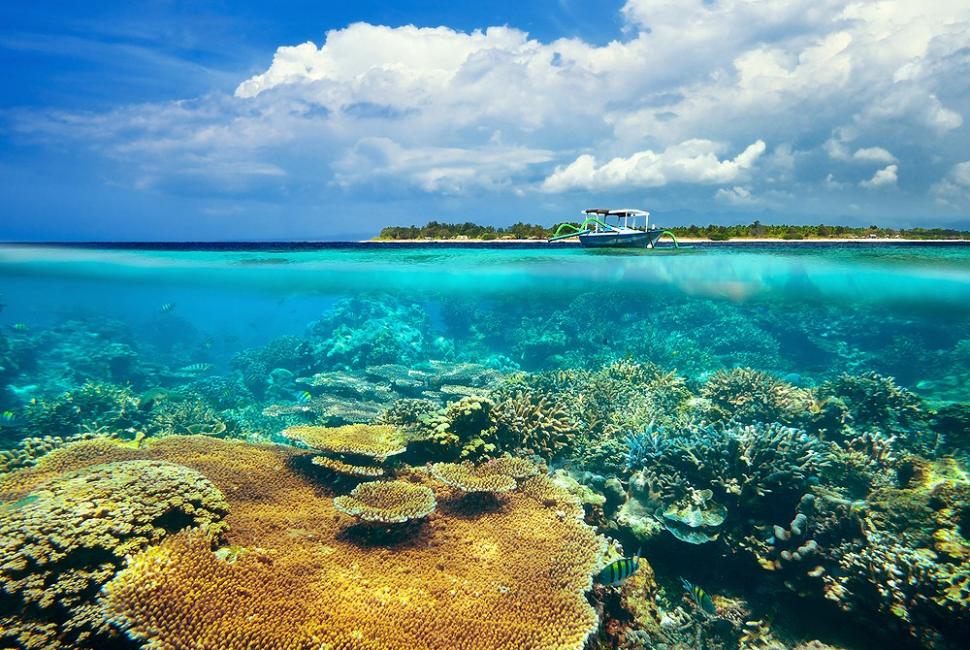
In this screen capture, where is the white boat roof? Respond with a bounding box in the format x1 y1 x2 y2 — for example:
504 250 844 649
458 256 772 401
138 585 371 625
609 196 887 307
583 208 649 217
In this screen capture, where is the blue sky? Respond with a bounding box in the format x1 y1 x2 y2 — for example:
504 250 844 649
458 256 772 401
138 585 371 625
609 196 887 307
1 0 969 240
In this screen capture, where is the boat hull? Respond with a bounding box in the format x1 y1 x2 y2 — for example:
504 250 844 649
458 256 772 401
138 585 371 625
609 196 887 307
579 229 665 248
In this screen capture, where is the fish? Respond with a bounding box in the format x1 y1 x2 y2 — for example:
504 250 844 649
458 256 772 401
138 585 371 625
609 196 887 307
681 577 717 615
594 550 641 587
160 303 175 313
11 323 29 332
179 363 214 374
295 390 312 404
1 410 18 425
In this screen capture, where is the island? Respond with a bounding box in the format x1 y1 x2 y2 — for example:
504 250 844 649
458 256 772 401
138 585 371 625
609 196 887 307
375 220 970 242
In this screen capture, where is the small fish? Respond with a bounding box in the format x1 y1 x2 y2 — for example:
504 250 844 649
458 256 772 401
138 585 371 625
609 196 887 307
295 390 312 404
1 410 17 424
11 323 28 332
160 303 175 313
179 363 213 374
681 577 717 615
595 550 641 587
202 336 214 350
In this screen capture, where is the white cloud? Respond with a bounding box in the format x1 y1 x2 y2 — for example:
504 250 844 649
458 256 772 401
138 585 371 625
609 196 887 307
541 139 765 192
931 161 970 206
333 137 552 193
852 147 897 164
860 164 898 189
715 186 760 205
8 0 970 220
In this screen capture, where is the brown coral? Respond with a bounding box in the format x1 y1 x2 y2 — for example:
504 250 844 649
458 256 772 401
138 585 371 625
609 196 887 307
281 423 407 459
431 461 518 493
333 480 436 523
311 455 385 477
0 459 228 649
26 435 606 650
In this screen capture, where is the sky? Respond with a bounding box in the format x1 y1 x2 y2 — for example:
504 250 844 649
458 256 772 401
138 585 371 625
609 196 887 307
1 0 969 240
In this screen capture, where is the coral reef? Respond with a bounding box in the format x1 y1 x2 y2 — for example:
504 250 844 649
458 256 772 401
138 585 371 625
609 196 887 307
700 368 815 426
0 459 228 649
281 423 407 459
333 479 437 523
4 435 611 650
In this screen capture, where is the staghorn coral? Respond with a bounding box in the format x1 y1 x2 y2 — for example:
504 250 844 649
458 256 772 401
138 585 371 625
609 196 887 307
0 459 228 649
281 423 407 459
333 479 436 523
493 389 577 458
818 371 925 436
20 381 141 439
700 368 815 426
32 435 609 650
145 395 228 437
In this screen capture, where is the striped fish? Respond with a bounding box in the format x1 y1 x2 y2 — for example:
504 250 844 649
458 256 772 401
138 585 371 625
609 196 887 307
179 363 213 373
681 577 716 614
594 551 641 587
295 390 312 404
160 303 175 313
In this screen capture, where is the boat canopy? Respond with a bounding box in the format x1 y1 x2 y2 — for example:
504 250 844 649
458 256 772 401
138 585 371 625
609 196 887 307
583 208 649 218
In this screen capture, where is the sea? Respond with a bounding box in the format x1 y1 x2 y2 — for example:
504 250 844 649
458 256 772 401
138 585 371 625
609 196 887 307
0 241 967 650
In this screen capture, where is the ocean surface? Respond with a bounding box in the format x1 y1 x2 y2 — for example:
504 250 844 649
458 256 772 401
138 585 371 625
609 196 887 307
0 242 968 650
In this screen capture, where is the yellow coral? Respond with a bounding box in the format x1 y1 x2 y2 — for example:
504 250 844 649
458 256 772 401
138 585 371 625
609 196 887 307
311 455 385 477
431 461 518 493
333 480 436 523
0 458 228 648
67 436 606 650
281 423 407 459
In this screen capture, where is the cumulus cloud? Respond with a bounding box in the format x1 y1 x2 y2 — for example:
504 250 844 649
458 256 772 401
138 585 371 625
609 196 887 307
860 164 899 189
715 186 760 205
333 137 552 193
7 0 970 226
541 140 766 192
931 161 970 206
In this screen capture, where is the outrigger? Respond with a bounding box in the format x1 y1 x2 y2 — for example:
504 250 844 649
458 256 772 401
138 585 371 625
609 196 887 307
549 208 678 249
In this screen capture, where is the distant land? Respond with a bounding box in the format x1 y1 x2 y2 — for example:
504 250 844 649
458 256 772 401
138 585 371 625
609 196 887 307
376 221 970 242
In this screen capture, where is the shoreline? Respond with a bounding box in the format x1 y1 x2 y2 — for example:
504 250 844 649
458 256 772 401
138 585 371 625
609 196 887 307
362 237 970 244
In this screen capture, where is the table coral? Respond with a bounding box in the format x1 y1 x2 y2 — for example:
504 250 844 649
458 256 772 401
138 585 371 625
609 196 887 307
311 455 385 477
281 423 407 459
27 435 606 650
431 460 521 493
333 480 436 523
0 459 228 649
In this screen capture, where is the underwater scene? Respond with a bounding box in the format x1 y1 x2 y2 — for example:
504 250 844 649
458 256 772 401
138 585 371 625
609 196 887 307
0 242 968 650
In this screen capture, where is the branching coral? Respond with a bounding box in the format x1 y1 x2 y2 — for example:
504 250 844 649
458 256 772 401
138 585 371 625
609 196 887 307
493 389 577 458
333 480 436 523
700 368 815 426
20 381 141 439
818 371 925 435
0 459 228 649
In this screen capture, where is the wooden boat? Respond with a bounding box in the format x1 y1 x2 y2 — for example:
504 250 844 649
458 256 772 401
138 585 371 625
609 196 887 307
548 208 676 248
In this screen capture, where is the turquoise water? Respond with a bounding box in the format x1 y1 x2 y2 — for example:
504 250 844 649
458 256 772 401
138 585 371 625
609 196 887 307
0 242 968 650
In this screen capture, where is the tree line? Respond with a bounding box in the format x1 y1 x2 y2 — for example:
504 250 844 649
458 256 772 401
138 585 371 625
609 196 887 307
377 220 970 241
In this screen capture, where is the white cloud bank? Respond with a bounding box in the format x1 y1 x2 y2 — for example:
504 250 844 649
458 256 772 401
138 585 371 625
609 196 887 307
9 0 970 223
541 140 766 192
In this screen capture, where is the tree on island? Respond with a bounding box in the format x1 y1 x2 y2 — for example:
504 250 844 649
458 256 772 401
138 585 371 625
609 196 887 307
376 221 970 241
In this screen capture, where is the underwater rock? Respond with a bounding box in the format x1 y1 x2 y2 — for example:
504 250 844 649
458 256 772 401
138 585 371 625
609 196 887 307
0 459 228 649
